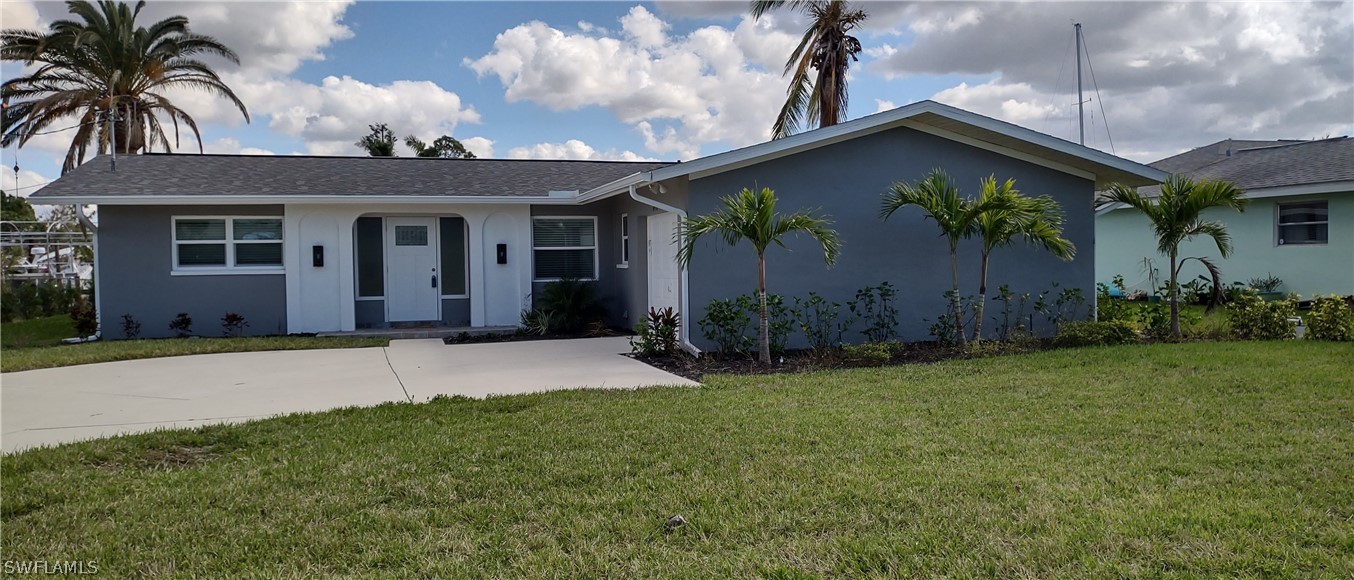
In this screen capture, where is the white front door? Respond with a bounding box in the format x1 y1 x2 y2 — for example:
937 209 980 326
386 217 440 322
647 213 680 314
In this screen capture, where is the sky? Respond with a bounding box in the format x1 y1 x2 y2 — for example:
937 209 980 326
2 0 1352 200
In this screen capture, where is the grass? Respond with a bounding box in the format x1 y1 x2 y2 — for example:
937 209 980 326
3 341 1351 576
0 315 77 349
0 334 390 373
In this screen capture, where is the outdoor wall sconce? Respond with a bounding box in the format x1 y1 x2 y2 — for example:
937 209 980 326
496 243 508 265
312 245 324 268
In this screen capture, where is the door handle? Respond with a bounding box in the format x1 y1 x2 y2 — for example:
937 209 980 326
431 274 438 288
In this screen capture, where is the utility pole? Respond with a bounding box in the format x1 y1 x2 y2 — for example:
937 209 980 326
1075 22 1085 146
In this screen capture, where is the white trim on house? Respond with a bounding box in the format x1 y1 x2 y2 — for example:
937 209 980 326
1095 180 1354 216
530 215 600 282
170 215 284 274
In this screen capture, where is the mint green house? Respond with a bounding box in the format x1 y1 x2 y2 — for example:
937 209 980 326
1096 137 1353 297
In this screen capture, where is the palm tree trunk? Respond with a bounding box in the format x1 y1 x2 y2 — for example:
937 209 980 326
950 246 966 348
1169 250 1181 339
757 252 771 364
972 250 990 343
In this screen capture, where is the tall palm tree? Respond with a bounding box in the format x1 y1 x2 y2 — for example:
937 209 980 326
751 0 867 139
355 123 397 157
880 169 1012 347
1104 175 1247 339
2 0 249 173
678 187 840 363
971 176 1076 342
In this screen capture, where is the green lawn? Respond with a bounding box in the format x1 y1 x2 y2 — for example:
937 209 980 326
0 334 390 373
0 315 77 349
3 342 1351 576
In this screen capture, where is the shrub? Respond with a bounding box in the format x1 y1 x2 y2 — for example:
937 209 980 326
1036 284 1088 329
169 312 193 338
1247 273 1283 293
69 297 98 337
842 342 892 366
793 292 854 351
698 298 753 355
221 312 250 338
1 281 83 322
992 284 1034 341
519 308 556 336
121 313 141 339
1052 320 1140 348
1226 293 1296 340
535 278 605 334
630 307 681 356
848 282 899 343
928 290 976 347
735 292 793 354
1306 295 1353 341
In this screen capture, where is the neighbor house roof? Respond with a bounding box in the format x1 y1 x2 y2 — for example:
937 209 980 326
581 99 1166 197
30 154 672 204
1136 137 1354 198
1148 139 1298 174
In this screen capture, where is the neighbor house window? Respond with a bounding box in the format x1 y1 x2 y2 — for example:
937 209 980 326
533 217 597 280
618 213 629 268
173 217 283 271
1276 201 1328 245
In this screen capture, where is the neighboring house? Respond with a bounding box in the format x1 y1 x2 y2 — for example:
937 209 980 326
1097 137 1353 297
30 100 1162 349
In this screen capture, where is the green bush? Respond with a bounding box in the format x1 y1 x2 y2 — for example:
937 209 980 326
1052 320 1141 348
698 298 754 355
735 292 793 354
1 281 84 322
630 307 681 356
1226 293 1296 340
1306 296 1353 341
533 278 605 335
841 342 892 366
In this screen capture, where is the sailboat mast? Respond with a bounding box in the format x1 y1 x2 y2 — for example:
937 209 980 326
1075 22 1084 146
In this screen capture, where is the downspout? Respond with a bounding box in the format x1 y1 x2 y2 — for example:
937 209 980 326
628 178 701 356
74 205 101 339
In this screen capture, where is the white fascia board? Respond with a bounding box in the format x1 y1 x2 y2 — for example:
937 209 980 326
647 99 1166 185
27 194 580 206
1095 180 1354 216
575 172 649 203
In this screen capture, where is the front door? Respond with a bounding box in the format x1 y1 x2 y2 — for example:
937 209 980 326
647 213 680 314
386 217 439 322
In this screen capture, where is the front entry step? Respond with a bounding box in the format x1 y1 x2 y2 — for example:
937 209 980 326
318 326 518 340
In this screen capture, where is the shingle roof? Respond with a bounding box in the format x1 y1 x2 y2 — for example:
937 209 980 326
1139 137 1354 197
30 154 673 200
1148 139 1296 174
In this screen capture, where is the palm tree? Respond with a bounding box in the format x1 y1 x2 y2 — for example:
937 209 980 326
751 0 867 139
2 0 249 173
880 169 1012 347
405 135 476 158
678 187 840 363
1104 175 1247 339
971 176 1076 342
355 123 396 157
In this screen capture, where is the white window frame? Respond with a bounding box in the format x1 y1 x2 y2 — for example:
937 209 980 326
532 216 599 282
1274 200 1329 247
439 216 471 300
171 216 284 276
617 213 630 269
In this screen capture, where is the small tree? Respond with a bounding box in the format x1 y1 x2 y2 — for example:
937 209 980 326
405 135 477 158
1104 175 1247 339
971 176 1075 341
880 169 1012 347
355 123 397 156
678 187 840 363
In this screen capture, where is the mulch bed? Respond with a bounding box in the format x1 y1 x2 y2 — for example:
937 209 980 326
631 340 1055 381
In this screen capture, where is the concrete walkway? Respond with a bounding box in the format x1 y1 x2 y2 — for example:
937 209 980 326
0 337 696 453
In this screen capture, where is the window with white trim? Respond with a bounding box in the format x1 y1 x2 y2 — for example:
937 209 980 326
173 217 283 270
618 213 629 267
532 217 597 280
1276 201 1328 245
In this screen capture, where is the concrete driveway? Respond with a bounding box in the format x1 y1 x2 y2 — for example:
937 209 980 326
0 337 696 453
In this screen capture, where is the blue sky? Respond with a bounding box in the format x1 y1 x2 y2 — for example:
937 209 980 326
3 1 1351 198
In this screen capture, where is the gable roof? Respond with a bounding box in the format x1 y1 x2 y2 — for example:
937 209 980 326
30 154 672 204
640 100 1165 189
1137 137 1354 198
1149 139 1297 174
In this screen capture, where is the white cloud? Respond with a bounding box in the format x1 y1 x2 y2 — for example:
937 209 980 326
467 6 799 159
460 137 496 158
506 139 656 161
874 99 896 114
1 167 54 200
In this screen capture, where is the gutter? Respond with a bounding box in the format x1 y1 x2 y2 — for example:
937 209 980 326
628 177 701 357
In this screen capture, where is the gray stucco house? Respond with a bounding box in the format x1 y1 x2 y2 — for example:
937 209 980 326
30 100 1163 351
